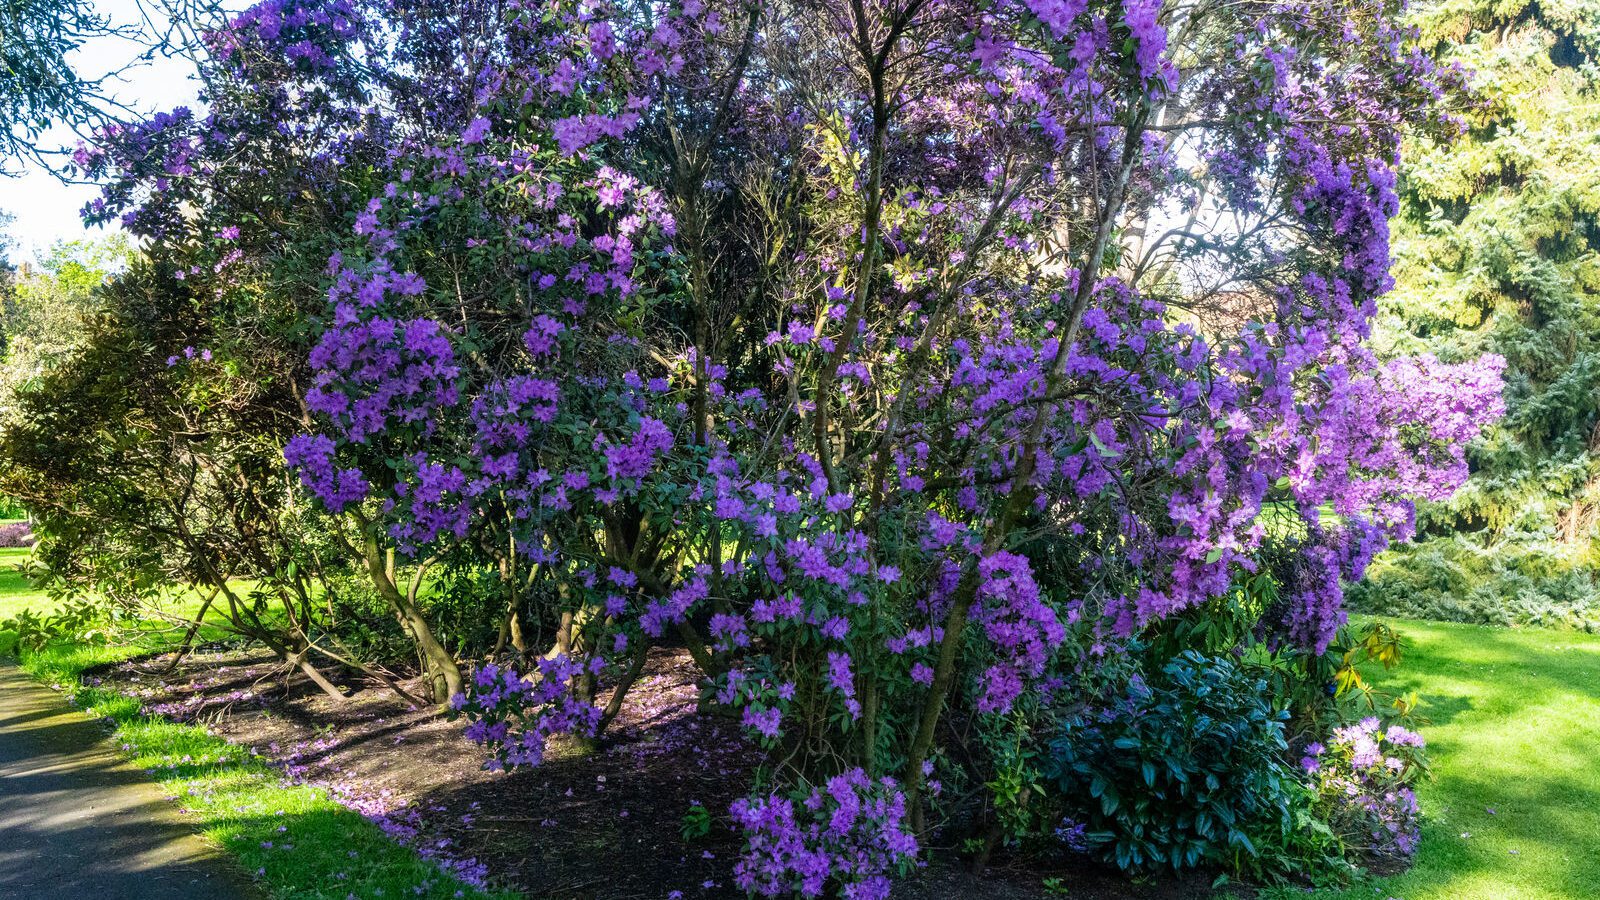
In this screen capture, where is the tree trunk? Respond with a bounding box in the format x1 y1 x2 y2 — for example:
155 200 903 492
164 584 221 673
358 530 463 705
901 104 1151 835
286 645 348 702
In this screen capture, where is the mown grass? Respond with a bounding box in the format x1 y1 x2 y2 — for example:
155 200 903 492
1268 617 1600 900
3 566 514 900
0 545 52 619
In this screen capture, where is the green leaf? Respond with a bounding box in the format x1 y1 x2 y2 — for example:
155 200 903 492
1088 431 1121 459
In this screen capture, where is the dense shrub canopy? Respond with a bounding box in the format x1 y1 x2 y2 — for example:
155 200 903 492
4 0 1508 893
1047 650 1304 875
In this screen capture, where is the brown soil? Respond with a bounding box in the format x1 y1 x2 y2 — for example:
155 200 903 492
90 645 1243 900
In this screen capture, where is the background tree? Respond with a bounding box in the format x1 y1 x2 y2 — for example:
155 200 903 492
1354 0 1600 630
0 234 131 390
0 211 14 306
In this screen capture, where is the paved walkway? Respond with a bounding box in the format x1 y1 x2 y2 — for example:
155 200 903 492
0 664 262 899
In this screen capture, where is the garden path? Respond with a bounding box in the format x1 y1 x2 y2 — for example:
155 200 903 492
0 664 263 899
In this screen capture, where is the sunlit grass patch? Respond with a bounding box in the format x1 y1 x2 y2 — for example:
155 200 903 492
1266 618 1600 900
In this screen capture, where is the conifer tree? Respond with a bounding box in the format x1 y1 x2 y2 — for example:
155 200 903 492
1360 0 1600 628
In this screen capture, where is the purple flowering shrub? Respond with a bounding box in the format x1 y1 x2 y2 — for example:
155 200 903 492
0 522 34 548
729 769 918 899
67 0 1510 888
1302 717 1429 861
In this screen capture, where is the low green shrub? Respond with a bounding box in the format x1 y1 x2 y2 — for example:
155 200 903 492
1349 536 1600 632
318 565 514 665
1045 651 1333 879
0 600 106 656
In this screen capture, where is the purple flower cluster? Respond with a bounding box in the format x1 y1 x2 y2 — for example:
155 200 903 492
601 416 674 486
1053 817 1090 853
452 657 603 769
971 552 1066 714
304 313 459 445
1304 717 1428 859
714 669 796 744
1122 0 1177 91
0 522 34 548
730 769 918 899
282 434 369 512
215 0 360 73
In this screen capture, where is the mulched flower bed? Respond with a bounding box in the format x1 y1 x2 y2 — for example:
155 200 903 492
90 644 1235 900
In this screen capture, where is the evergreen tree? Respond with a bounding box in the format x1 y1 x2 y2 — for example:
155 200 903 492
1357 0 1600 629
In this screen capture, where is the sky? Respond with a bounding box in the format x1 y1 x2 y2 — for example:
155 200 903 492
1 0 202 265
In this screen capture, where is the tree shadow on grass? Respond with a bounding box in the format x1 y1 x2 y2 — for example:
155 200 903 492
1352 620 1600 899
1403 753 1600 899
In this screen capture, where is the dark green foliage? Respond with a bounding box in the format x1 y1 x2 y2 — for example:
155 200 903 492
1 0 100 162
314 571 414 663
1045 651 1314 878
423 565 521 659
313 564 518 668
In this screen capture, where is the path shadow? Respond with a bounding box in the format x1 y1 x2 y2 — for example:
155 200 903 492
0 667 263 899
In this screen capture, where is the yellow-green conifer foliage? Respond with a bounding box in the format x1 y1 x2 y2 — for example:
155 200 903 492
1357 1 1600 629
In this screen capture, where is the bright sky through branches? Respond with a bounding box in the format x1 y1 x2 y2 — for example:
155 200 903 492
1 0 199 264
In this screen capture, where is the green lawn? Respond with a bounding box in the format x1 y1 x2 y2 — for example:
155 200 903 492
0 546 52 619
1281 618 1600 900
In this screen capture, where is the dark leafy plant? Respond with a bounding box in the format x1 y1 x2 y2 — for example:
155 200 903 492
680 803 712 842
0 495 28 519
1045 651 1308 878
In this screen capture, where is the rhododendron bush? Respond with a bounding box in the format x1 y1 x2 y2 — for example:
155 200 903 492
68 0 1507 890
1302 717 1429 861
